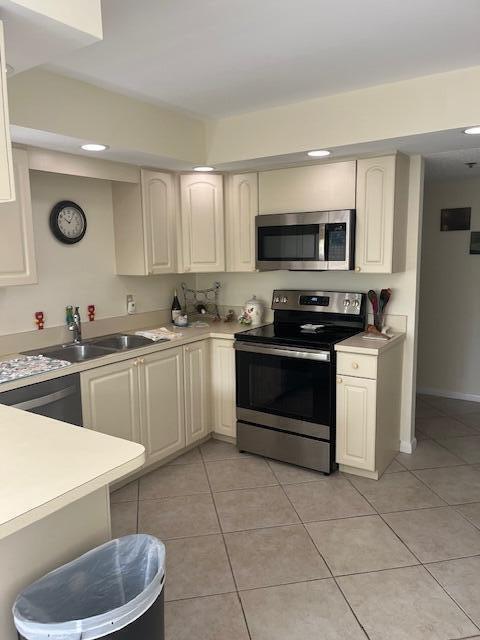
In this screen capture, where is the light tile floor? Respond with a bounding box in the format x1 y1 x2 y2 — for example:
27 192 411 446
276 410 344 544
111 395 480 640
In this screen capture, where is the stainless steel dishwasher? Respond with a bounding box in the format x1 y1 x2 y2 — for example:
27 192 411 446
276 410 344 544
0 373 83 426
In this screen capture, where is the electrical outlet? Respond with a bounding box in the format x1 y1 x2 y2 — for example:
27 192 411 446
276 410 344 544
126 294 136 314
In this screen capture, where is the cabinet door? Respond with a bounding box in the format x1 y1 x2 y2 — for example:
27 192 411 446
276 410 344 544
141 169 177 274
355 155 397 274
258 162 356 214
180 173 224 272
0 148 37 286
81 360 141 442
336 375 377 471
184 341 210 445
140 347 186 464
0 22 14 203
226 173 258 272
211 339 236 438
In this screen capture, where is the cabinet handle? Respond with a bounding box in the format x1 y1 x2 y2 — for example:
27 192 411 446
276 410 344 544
133 360 138 367
352 362 359 369
355 266 361 272
337 376 343 383
139 358 145 365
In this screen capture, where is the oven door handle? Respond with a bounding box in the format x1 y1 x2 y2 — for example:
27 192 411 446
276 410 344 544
234 341 330 362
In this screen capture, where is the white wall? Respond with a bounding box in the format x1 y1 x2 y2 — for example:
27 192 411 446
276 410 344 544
417 176 480 400
198 155 425 452
0 171 194 335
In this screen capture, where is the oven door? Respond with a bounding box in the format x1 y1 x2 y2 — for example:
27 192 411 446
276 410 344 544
235 341 332 440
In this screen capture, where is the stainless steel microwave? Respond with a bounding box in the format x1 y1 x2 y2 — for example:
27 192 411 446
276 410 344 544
255 209 355 271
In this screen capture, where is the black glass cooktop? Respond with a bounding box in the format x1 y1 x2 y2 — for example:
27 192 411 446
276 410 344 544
235 323 363 350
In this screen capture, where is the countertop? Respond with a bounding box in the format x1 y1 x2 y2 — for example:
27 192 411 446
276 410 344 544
0 321 249 393
335 331 405 355
0 322 406 392
0 404 145 540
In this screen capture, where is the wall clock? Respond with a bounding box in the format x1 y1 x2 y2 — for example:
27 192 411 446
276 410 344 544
49 200 87 244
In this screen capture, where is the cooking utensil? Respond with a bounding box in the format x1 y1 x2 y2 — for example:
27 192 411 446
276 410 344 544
379 288 392 313
368 290 378 314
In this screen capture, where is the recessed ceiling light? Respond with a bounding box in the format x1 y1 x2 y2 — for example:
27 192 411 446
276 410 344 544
193 166 214 172
80 143 109 151
307 149 331 157
464 126 480 135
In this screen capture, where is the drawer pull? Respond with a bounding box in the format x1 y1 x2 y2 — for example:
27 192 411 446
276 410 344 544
337 376 343 383
352 362 359 369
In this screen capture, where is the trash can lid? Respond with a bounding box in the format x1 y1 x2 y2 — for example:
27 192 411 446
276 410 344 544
13 534 165 640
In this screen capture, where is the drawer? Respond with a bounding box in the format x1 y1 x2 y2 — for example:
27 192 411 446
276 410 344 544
337 352 377 379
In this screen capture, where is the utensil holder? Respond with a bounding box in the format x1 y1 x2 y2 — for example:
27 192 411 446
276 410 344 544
374 312 384 332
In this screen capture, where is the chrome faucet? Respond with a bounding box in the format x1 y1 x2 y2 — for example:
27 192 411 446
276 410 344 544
67 306 82 343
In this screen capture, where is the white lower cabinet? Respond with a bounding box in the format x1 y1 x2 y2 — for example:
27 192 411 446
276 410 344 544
184 340 210 445
335 340 404 479
210 339 236 438
140 348 186 464
81 359 141 443
336 375 376 472
81 341 216 467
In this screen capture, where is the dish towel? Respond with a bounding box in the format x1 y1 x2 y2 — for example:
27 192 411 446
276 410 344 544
135 327 183 341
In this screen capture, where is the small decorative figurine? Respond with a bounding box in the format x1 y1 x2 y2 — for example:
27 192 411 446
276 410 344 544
87 305 96 322
34 311 45 330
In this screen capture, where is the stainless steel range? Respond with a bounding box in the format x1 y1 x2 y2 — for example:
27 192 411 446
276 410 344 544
234 290 367 474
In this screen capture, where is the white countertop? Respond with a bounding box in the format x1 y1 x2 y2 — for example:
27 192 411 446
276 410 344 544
0 321 248 393
335 331 405 355
0 405 145 540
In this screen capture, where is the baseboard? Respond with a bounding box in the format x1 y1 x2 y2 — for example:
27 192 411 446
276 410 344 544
417 387 480 404
400 437 417 454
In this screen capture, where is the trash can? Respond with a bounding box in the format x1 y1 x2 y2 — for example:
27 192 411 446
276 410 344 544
12 534 165 640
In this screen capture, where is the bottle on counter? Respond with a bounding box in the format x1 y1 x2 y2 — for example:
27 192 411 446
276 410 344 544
171 290 182 323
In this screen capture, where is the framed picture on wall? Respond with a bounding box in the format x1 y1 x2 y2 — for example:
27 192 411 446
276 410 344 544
470 232 480 255
440 207 471 231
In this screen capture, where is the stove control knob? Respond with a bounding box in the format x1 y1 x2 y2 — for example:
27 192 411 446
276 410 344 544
343 299 350 307
274 296 280 303
353 300 360 308
281 296 288 303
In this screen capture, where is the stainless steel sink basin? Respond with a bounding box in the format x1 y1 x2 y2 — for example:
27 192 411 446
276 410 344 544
91 334 156 350
23 343 117 363
22 332 162 363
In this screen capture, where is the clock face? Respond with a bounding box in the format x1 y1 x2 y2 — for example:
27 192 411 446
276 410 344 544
49 201 87 244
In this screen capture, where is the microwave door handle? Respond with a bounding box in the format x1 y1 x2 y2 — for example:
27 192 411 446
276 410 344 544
318 223 326 262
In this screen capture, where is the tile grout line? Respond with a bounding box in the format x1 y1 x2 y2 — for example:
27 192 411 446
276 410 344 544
423 562 480 634
267 462 372 640
199 442 254 640
342 460 480 633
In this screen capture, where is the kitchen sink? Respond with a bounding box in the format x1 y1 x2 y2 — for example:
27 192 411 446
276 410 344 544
23 343 117 363
91 334 157 350
22 333 160 363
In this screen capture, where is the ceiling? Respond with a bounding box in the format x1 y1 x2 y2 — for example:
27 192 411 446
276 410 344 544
45 0 480 119
425 148 480 181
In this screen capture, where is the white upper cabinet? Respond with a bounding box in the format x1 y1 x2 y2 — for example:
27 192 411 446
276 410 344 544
0 22 15 204
226 173 258 272
179 173 225 273
0 148 37 286
112 169 177 275
141 169 177 274
258 161 356 215
355 154 409 274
